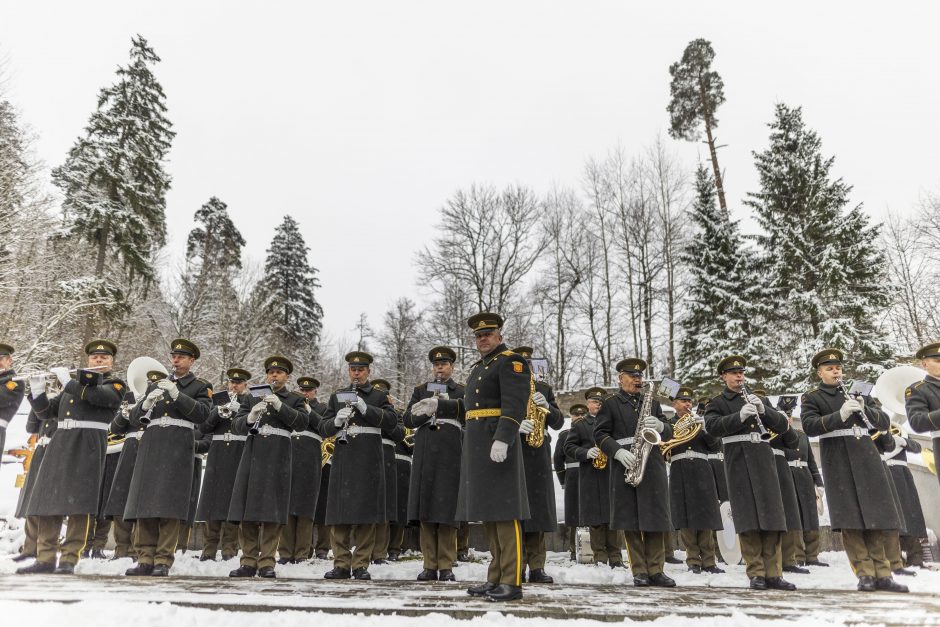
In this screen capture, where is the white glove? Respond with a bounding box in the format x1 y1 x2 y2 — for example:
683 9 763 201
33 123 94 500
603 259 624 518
746 394 765 414
156 379 179 400
490 440 509 463
893 434 907 448
856 395 866 412
643 416 664 433
225 399 241 413
247 402 265 425
354 396 368 414
264 394 282 411
28 375 47 399
50 366 70 387
739 403 758 421
141 388 164 410
519 419 535 434
411 398 438 416
335 406 354 426
532 392 549 408
587 446 601 460
614 448 636 468
839 399 862 422
815 486 824 500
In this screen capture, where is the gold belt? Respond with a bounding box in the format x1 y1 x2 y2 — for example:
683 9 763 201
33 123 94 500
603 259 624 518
466 408 501 420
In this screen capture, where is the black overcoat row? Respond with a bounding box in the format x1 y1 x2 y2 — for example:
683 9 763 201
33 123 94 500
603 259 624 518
906 374 940 490
882 434 928 538
394 439 412 523
104 407 146 520
595 390 674 532
287 399 326 518
666 425 723 531
15 409 56 518
564 415 609 526
519 380 564 533
788 429 823 531
769 429 803 531
873 431 906 535
554 428 580 528
381 415 405 522
195 395 248 522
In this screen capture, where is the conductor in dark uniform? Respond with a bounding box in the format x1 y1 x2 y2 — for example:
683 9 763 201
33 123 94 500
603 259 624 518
411 312 530 602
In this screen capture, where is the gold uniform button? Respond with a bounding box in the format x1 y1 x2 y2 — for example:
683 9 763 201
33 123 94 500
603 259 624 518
164 413 169 417
475 403 480 407
475 389 480 393
65 411 71 416
69 399 74 404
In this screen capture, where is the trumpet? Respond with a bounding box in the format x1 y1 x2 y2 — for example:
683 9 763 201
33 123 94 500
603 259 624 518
741 384 774 442
13 365 109 382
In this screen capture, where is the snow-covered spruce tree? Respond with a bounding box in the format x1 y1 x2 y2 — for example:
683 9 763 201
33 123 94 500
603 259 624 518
255 216 324 364
677 164 770 393
745 103 891 388
52 35 174 344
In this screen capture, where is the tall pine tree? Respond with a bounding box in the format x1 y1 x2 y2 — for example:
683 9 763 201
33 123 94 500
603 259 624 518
745 104 891 387
52 35 174 344
256 216 324 364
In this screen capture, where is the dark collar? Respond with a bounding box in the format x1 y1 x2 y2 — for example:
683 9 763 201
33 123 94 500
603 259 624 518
446 378 459 391
172 372 195 385
925 375 940 386
818 382 840 395
482 344 509 363
722 387 741 400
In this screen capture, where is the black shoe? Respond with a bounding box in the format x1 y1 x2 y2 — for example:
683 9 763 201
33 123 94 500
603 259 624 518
53 562 75 575
749 576 767 590
315 552 329 560
229 565 257 578
688 564 702 574
569 552 576 562
277 557 292 565
765 577 796 591
528 568 554 584
664 556 683 565
417 569 438 581
857 576 876 592
324 567 351 579
151 564 170 577
803 559 829 567
649 572 677 587
387 552 400 562
257 567 276 578
80 549 90 559
199 554 217 562
485 584 523 602
126 563 154 576
17 561 56 575
439 569 456 582
221 554 236 561
352 567 371 580
457 552 470 562
893 568 916 577
519 571 526 583
610 561 627 569
372 558 388 565
633 574 650 587
782 565 810 574
11 553 35 563
91 549 107 560
875 577 909 593
467 582 498 597
703 565 725 574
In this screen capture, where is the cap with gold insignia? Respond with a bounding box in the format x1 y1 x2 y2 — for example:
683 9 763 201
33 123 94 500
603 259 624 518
675 386 694 401
428 346 456 363
915 342 940 360
585 386 606 401
345 351 373 367
513 346 534 359
570 403 588 416
84 339 117 357
811 348 844 369
717 355 747 374
147 370 168 383
297 376 320 390
467 312 504 335
0 343 14 356
372 378 391 391
616 357 647 375
226 368 251 382
170 338 200 359
264 355 294 374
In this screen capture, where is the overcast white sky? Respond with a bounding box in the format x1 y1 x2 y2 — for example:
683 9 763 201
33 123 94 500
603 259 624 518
1 1 938 342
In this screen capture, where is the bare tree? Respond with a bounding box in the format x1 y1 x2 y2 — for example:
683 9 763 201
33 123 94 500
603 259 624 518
379 297 425 401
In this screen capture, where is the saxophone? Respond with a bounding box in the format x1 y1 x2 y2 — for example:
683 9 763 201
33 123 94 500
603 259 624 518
623 381 663 486
525 376 549 448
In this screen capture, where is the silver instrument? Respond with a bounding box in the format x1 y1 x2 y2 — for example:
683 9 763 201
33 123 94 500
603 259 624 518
741 384 773 442
836 378 879 437
13 364 109 382
623 380 663 487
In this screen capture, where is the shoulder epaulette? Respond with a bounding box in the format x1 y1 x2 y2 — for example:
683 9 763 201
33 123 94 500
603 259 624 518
196 377 213 387
500 350 517 357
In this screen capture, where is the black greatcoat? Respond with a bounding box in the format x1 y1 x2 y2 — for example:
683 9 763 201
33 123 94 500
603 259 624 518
873 431 906 535
519 380 564 533
704 389 789 533
104 407 145 519
195 395 249 522
788 430 823 532
187 430 210 525
801 383 897 531
26 374 125 516
381 416 405 522
0 369 25 454
403 379 464 526
287 399 325 519
123 373 212 521
227 387 309 524
906 375 940 490
666 425 723 531
437 344 531 522
554 428 580 527
97 444 122 518
394 439 411 523
704 436 729 502
769 429 802 531
319 383 398 525
595 390 674 532
882 434 928 538
15 409 57 518
565 415 609 527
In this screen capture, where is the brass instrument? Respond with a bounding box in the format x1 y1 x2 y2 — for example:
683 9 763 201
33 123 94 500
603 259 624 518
404 427 415 448
741 384 775 441
623 380 663 486
6 435 37 488
592 450 608 470
525 375 549 448
660 410 703 460
871 422 902 441
321 436 336 466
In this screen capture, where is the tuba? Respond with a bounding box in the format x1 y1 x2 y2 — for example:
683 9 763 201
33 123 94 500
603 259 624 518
321 436 336 466
660 410 703 460
623 381 663 486
525 376 549 448
874 365 927 418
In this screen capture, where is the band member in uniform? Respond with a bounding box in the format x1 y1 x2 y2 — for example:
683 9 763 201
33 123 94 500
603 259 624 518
389 431 412 561
320 352 398 580
801 348 907 593
123 339 212 577
227 356 309 578
872 427 916 577
565 388 624 567
12 405 57 563
17 340 124 575
554 405 584 561
298 377 331 560
595 358 675 588
403 346 465 582
370 378 404 565
783 414 827 568
881 425 929 569
666 385 724 574
411 313 530 602
86 432 124 558
704 355 795 591
278 375 325 564
0 343 24 458
906 341 940 491
179 429 211 553
512 346 564 584
196 368 250 561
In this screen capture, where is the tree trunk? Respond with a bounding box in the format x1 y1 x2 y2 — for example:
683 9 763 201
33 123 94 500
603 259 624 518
698 76 728 216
